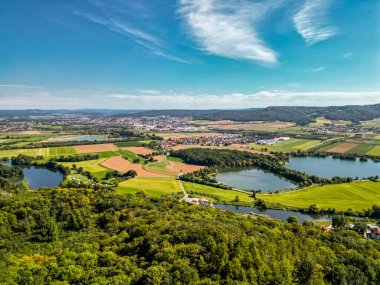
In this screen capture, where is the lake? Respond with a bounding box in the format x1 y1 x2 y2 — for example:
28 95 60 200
2 161 64 190
216 167 297 192
286 156 380 178
21 166 64 189
215 204 331 223
60 135 105 142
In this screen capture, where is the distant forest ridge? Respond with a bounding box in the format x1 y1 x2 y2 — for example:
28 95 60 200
1 104 380 125
128 104 380 125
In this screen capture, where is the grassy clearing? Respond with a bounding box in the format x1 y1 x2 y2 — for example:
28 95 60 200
49 147 77 156
166 156 185 163
115 150 144 163
183 182 253 204
114 141 144 147
346 144 376 155
258 181 380 211
116 177 182 198
61 158 109 174
250 139 321 152
367 146 380 156
0 148 43 158
361 118 380 127
145 161 177 176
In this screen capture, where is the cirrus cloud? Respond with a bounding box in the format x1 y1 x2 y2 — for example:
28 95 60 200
178 0 279 64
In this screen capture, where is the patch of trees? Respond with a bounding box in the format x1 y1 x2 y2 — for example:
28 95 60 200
53 154 99 162
0 187 379 284
105 170 137 180
0 164 23 179
10 155 71 177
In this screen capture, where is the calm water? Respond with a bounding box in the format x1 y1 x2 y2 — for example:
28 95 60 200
61 135 105 142
216 167 297 192
215 204 331 223
287 156 380 178
22 166 63 189
2 161 63 190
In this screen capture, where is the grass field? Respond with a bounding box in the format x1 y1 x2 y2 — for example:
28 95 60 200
116 177 182 197
48 146 77 156
321 142 380 156
62 158 109 174
367 146 380 156
166 156 185 163
0 148 48 157
250 139 321 152
258 181 380 211
183 182 253 204
114 141 144 147
145 160 178 176
115 150 144 163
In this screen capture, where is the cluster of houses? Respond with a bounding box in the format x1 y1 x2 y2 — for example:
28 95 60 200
322 223 380 240
307 124 378 134
185 197 214 207
256 137 291 146
367 224 380 240
122 116 200 132
162 134 257 149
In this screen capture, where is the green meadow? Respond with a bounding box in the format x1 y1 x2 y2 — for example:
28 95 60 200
250 139 321 152
258 181 380 211
116 177 182 198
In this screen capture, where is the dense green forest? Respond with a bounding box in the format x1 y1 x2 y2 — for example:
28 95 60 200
0 184 379 284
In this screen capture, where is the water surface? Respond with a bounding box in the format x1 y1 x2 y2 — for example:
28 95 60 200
22 166 64 189
215 204 331 223
216 167 297 192
286 156 380 178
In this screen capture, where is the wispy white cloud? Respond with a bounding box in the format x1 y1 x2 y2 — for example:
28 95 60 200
304 66 326 72
2 86 379 109
178 0 279 64
106 90 380 108
342 52 353 59
73 10 189 64
0 84 41 89
293 0 338 46
138 89 162 95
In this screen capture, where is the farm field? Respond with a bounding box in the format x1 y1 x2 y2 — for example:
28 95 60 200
321 141 380 156
116 177 182 198
74 143 117 153
48 146 77 156
122 147 154 155
327 143 358 153
101 156 169 177
258 181 380 211
61 158 110 178
367 146 380 156
0 146 79 158
145 160 178 176
250 139 321 152
115 149 144 163
183 182 253 204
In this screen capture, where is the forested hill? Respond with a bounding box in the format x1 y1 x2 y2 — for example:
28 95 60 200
0 187 379 284
129 104 380 125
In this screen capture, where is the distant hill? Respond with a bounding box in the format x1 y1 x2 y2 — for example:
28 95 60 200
1 104 379 125
130 104 380 125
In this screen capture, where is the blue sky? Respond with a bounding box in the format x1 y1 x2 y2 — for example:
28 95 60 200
0 0 379 109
